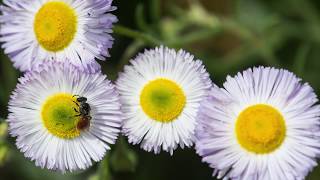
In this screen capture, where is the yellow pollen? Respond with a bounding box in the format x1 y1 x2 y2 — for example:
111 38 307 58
140 78 186 123
235 104 286 154
41 93 81 139
34 2 77 52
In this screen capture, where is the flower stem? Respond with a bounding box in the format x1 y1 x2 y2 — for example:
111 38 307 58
117 40 145 71
167 28 221 48
150 0 160 23
135 4 149 31
113 25 162 45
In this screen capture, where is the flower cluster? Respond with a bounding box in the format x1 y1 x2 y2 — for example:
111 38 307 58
1 0 320 179
2 0 121 172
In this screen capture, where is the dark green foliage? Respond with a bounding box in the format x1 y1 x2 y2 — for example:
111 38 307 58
1 0 320 179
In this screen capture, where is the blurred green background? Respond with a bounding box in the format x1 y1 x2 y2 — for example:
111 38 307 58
1 0 320 179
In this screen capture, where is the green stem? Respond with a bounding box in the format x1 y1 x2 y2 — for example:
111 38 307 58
167 28 222 48
150 0 160 23
113 25 162 45
220 18 254 41
136 4 149 31
170 2 280 67
117 40 145 71
220 18 280 66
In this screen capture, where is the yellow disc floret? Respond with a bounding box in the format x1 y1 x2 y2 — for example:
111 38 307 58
236 104 286 154
34 1 77 52
140 78 186 123
41 93 80 139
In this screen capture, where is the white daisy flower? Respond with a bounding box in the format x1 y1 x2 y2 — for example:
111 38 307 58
0 0 117 71
7 62 122 172
196 67 320 180
116 46 212 154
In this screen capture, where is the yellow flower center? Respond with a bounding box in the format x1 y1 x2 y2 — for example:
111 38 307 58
140 78 186 123
236 104 286 154
41 93 81 139
34 1 77 52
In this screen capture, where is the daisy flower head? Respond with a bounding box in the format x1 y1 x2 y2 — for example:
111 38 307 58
7 61 122 172
0 0 117 72
116 46 212 154
195 67 320 180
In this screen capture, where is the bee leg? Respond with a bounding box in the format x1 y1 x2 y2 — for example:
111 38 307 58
73 108 79 113
73 101 80 106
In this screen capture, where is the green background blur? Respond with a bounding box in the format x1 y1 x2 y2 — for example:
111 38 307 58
1 0 320 179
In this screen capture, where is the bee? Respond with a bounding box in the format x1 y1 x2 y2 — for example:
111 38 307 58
73 95 92 130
